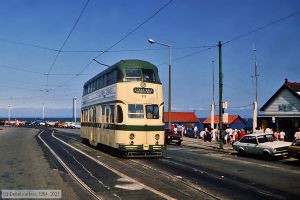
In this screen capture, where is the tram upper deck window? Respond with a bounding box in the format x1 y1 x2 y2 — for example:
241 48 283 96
128 104 144 118
146 105 159 119
125 69 142 81
143 69 156 82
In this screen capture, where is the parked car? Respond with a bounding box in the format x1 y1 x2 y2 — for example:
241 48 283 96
232 133 292 158
54 122 65 128
288 139 300 159
70 122 81 129
165 129 182 146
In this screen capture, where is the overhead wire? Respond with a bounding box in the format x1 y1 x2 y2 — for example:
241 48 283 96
0 64 44 75
0 37 59 52
45 0 90 88
222 10 300 45
158 45 216 66
59 45 215 53
56 0 174 88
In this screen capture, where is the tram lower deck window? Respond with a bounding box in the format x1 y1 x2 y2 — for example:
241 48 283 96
146 105 159 119
128 104 144 118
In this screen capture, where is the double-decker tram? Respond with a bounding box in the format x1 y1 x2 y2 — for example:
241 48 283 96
80 59 165 157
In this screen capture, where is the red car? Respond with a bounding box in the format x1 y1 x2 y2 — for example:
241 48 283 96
165 129 183 146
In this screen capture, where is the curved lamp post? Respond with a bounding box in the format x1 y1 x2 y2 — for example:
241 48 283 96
148 38 172 129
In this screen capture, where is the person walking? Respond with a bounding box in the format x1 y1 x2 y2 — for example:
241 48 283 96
279 130 286 141
294 128 300 139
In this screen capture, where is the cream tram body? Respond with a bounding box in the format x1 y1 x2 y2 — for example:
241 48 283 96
80 60 165 157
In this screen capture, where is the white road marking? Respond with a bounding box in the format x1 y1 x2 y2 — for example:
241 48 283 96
38 131 103 200
130 159 221 200
114 183 144 191
52 131 176 200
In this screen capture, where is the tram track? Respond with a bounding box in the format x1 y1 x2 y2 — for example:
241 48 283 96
38 129 175 200
51 129 220 199
49 129 299 200
38 130 102 200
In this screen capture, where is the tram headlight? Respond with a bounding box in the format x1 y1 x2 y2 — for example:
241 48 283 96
155 134 160 140
129 133 135 140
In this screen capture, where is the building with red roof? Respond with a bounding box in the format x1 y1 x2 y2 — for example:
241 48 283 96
258 79 300 140
202 115 246 129
163 112 200 128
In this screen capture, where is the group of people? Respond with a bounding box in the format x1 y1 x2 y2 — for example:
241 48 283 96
171 124 185 137
256 127 287 141
259 127 300 141
223 127 247 144
171 123 300 143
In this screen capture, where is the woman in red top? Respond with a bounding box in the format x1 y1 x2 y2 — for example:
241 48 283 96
274 131 279 140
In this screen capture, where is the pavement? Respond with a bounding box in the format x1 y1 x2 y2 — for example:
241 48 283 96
181 136 235 153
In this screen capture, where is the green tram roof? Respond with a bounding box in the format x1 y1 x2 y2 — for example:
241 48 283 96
83 59 161 87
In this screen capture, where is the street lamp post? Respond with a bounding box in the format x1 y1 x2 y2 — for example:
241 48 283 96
8 105 12 121
148 38 172 129
73 97 77 123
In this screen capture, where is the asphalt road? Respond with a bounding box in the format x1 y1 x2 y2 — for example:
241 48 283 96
0 127 88 200
49 128 300 199
1 127 300 200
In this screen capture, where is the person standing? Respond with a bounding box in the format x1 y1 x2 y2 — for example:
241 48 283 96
294 128 300 139
174 125 178 135
194 126 198 138
279 130 286 141
181 125 185 137
274 130 279 141
177 124 182 135
239 129 246 139
211 129 216 142
233 129 238 143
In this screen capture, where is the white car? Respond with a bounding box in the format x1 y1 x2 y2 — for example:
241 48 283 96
233 133 292 158
70 122 81 129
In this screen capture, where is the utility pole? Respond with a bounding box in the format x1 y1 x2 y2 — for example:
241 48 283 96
218 41 224 149
73 98 77 123
253 45 258 132
211 60 215 130
168 46 172 130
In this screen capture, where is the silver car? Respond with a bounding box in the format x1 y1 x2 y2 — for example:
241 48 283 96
233 133 292 158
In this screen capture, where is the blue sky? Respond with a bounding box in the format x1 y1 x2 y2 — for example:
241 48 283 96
0 0 299 118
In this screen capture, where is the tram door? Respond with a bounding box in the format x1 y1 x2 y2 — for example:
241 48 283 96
90 107 96 143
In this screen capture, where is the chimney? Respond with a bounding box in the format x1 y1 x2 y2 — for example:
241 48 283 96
285 78 288 83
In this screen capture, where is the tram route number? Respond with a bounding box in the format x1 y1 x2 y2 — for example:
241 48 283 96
133 87 154 94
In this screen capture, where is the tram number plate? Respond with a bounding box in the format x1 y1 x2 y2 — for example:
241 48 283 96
133 87 154 94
